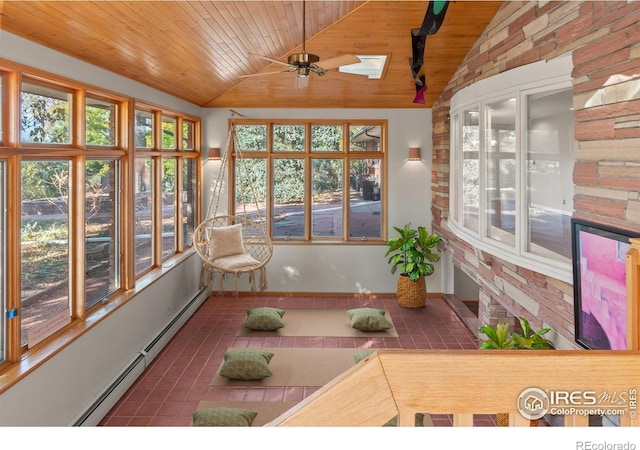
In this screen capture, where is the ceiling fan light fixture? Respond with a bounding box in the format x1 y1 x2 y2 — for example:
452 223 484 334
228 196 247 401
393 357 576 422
241 0 360 86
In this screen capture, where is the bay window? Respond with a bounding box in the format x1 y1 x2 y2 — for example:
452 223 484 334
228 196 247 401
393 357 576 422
450 55 574 281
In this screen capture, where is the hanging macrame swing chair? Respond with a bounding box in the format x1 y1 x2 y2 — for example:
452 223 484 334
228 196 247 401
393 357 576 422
194 123 273 296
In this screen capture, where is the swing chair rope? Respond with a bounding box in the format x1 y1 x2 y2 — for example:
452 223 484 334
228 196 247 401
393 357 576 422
206 130 230 219
196 110 272 296
205 113 267 232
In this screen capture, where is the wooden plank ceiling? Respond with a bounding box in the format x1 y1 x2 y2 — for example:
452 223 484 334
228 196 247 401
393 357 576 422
0 1 503 108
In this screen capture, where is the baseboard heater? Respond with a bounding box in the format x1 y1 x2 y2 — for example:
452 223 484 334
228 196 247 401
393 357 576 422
72 287 209 426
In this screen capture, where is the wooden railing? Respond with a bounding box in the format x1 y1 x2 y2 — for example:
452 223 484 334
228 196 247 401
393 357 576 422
269 239 640 427
268 349 640 427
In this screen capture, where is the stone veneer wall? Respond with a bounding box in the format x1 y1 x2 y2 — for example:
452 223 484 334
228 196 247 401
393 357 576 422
431 0 640 349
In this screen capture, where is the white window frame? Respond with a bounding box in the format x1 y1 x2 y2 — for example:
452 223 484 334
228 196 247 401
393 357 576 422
449 54 574 282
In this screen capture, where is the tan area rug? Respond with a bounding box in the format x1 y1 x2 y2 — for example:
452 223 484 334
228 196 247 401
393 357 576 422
236 309 399 338
193 401 298 427
210 347 365 387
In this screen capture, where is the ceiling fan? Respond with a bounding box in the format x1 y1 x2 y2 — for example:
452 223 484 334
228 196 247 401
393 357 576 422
239 1 361 86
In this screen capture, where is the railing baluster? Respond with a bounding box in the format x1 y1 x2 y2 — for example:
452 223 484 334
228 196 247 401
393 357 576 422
453 413 473 426
564 414 589 426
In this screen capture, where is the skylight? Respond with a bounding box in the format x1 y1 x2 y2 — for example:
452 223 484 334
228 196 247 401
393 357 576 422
339 55 388 79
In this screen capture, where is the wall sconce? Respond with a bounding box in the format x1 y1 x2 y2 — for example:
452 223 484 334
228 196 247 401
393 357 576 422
408 147 421 161
208 147 221 161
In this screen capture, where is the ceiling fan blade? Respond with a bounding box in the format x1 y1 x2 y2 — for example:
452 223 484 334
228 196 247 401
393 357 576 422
238 69 294 79
248 52 294 68
315 54 361 71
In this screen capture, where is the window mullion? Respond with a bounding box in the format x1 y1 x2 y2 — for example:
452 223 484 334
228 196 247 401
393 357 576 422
478 103 487 242
4 72 20 147
73 89 85 149
516 92 527 256
175 158 184 251
304 125 311 240
153 155 162 267
342 123 349 240
70 156 86 319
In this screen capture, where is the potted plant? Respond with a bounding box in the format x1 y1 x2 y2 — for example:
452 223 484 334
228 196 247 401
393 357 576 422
386 223 442 308
478 317 553 426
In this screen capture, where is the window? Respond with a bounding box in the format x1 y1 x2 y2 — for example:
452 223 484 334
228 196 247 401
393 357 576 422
161 158 177 257
85 159 120 309
182 159 197 247
0 161 5 363
21 160 71 345
133 104 200 275
233 120 385 242
21 81 72 144
135 157 154 275
0 61 201 374
162 116 177 150
135 109 153 148
86 97 118 146
183 120 195 151
450 55 574 282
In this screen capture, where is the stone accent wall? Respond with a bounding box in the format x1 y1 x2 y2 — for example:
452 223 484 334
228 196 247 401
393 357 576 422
432 0 640 349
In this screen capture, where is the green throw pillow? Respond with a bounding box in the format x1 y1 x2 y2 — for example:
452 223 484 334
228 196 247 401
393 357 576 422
347 308 392 331
192 407 258 426
383 413 427 427
242 307 286 331
353 349 377 364
219 349 274 380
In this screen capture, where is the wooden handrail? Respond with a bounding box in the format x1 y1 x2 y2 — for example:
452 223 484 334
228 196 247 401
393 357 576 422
268 350 640 427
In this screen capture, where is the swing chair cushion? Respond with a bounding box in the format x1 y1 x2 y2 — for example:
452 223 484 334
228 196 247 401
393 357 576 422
206 223 246 261
211 253 260 271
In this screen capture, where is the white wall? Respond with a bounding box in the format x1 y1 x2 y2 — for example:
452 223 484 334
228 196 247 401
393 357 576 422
203 108 439 294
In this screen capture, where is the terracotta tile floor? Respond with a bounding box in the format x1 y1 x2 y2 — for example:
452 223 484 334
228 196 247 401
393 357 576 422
99 294 494 427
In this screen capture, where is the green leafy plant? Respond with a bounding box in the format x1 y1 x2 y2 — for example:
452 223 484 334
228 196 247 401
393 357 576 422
478 321 515 349
385 223 442 282
478 317 553 350
512 317 552 349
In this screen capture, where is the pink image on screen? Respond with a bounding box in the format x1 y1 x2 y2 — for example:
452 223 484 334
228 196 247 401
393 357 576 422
579 230 628 350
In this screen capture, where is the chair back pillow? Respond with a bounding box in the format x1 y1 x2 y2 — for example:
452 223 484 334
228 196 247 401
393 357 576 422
207 223 245 261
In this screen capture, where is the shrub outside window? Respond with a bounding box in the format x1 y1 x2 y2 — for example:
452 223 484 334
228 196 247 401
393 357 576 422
21 81 72 144
86 97 118 146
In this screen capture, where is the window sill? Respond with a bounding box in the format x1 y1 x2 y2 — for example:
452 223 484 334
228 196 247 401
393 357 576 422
447 219 572 284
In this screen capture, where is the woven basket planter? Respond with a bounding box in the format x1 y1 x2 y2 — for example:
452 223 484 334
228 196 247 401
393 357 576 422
396 275 426 308
496 413 539 427
496 413 509 427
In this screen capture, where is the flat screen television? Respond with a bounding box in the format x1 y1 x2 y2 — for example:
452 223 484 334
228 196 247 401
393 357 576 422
571 218 640 350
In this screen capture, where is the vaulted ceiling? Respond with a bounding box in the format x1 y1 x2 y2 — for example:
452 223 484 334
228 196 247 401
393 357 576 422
0 1 504 108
